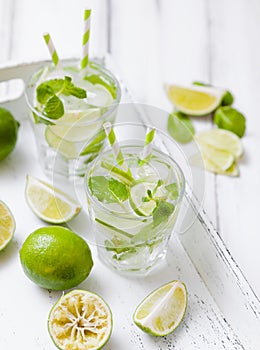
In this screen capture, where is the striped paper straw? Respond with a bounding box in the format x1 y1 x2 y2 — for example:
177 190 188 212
140 127 156 162
43 33 59 66
103 122 130 173
81 9 91 72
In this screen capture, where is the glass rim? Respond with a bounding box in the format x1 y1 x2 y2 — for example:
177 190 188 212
24 58 122 126
84 122 186 221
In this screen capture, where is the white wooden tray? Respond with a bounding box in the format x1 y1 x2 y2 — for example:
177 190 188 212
0 58 259 350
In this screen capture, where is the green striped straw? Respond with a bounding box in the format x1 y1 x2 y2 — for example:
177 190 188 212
140 127 156 162
81 9 91 72
103 122 131 174
43 33 59 66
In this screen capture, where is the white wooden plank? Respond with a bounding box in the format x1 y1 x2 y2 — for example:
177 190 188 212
9 0 107 62
209 0 260 296
109 0 218 228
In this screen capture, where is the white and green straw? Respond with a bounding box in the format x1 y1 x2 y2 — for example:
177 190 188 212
140 127 156 162
81 9 91 71
103 122 130 173
43 32 59 66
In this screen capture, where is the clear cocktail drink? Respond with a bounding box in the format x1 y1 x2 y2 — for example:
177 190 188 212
25 59 121 178
85 126 185 273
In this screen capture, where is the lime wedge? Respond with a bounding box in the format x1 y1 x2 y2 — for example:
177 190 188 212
195 128 243 159
133 280 187 336
165 84 225 116
48 289 112 350
25 175 81 223
0 201 15 251
129 182 157 217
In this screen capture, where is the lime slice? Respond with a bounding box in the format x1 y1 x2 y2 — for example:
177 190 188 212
48 289 112 350
165 84 225 116
195 128 243 159
129 182 157 216
203 157 239 177
45 108 101 159
133 280 187 336
196 141 234 171
0 201 15 251
25 175 81 223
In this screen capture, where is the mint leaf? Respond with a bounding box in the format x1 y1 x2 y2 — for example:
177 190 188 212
165 183 179 200
88 176 129 203
153 201 175 227
168 111 195 143
221 91 234 106
63 76 87 99
84 74 117 99
36 76 87 120
43 95 64 119
108 178 129 202
214 106 246 137
36 84 54 104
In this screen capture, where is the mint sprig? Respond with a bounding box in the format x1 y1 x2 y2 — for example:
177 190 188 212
36 76 87 119
88 176 129 203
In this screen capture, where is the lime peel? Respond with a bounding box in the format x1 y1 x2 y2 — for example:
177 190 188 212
48 289 112 350
0 201 15 251
133 280 187 336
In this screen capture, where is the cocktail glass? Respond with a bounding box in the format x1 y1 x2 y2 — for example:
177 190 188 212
24 59 121 178
85 123 185 273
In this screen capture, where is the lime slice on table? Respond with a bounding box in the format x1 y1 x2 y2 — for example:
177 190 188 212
0 201 15 251
133 280 187 336
195 128 243 176
195 128 243 159
45 108 101 159
48 289 112 350
25 175 81 223
165 84 225 116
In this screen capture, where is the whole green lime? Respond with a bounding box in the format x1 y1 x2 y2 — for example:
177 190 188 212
0 107 20 161
19 226 93 290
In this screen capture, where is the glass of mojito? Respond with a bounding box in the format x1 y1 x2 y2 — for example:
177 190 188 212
85 123 185 273
25 59 121 178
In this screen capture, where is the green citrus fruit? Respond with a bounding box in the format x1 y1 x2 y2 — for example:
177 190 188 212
0 107 20 161
0 200 15 251
133 280 187 336
19 226 93 290
48 289 113 350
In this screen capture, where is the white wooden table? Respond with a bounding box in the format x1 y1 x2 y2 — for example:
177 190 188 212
0 1 259 349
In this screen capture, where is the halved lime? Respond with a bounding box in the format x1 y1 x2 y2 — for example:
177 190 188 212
195 128 243 159
0 201 15 251
25 175 81 223
165 84 225 116
129 182 157 216
133 280 187 336
48 289 112 350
